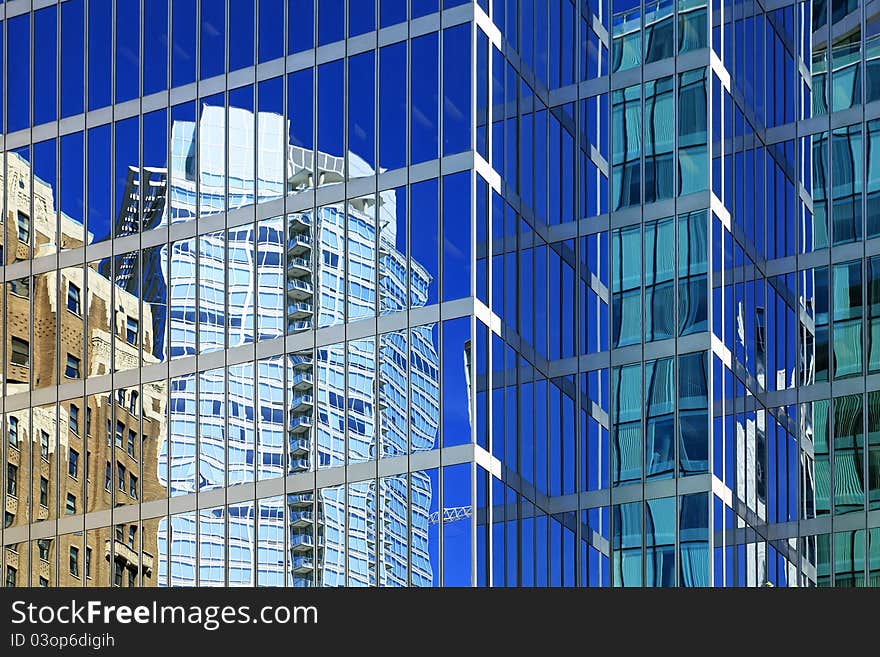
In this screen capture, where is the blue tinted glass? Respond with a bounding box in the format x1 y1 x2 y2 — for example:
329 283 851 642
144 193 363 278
380 42 407 170
443 24 472 156
443 463 473 585
289 0 315 53
679 493 709 586
411 33 439 163
61 0 85 118
201 0 226 79
228 86 255 203
60 132 85 239
259 0 285 62
318 0 345 45
87 125 111 243
613 501 642 586
143 108 168 215
7 14 29 132
442 172 471 301
88 0 111 110
350 0 376 36
172 0 197 87
410 179 439 305
442 317 471 447
34 7 57 125
143 0 168 94
476 176 489 304
318 59 344 159
646 497 676 586
613 363 642 485
381 0 407 26
33 139 56 235
645 358 675 480
288 67 314 150
257 77 284 198
116 0 139 102
412 0 439 18
679 351 709 475
349 51 376 170
114 117 139 238
230 0 256 71
477 30 489 160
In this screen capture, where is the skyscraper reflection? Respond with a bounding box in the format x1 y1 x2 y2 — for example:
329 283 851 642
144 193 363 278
152 104 440 586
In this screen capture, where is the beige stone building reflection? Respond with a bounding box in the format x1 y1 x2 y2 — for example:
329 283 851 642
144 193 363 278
2 152 166 587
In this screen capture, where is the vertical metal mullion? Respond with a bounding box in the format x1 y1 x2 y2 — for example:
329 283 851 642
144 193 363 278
484 3 495 587
672 0 682 588
223 0 233 589
861 0 871 590
56 0 66 588
374 0 382 589
823 0 833 588
469 11 480 588
438 0 447 589
43 0 63 589
341 0 350 589
573 0 583 586
280 0 290 590
192 0 203 587
107 0 119 587
310 0 319 590
0 4 6 585
134 0 146 588
80 72 90 588
638 0 647 589
163 0 173 589
405 0 414 590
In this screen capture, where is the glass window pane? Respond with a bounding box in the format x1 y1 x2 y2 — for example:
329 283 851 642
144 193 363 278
230 0 256 71
443 24 471 156
410 178 439 306
612 0 641 72
7 14 30 132
318 0 344 45
88 0 111 110
678 69 708 196
201 0 226 80
259 0 285 62
116 0 139 102
34 6 58 125
679 351 709 475
172 0 197 88
613 501 642 586
380 41 407 171
289 0 315 53
612 225 641 347
411 33 439 164
646 497 675 586
645 358 675 480
61 0 85 118
411 324 440 453
347 338 377 464
318 59 345 168
350 0 376 36
87 125 111 244
442 172 471 301
613 363 642 485
349 51 376 172
679 493 709 586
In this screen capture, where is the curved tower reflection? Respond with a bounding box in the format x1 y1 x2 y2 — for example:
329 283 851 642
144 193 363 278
154 104 440 586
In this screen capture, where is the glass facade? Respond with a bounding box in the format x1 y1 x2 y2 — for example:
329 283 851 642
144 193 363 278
1 0 879 588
